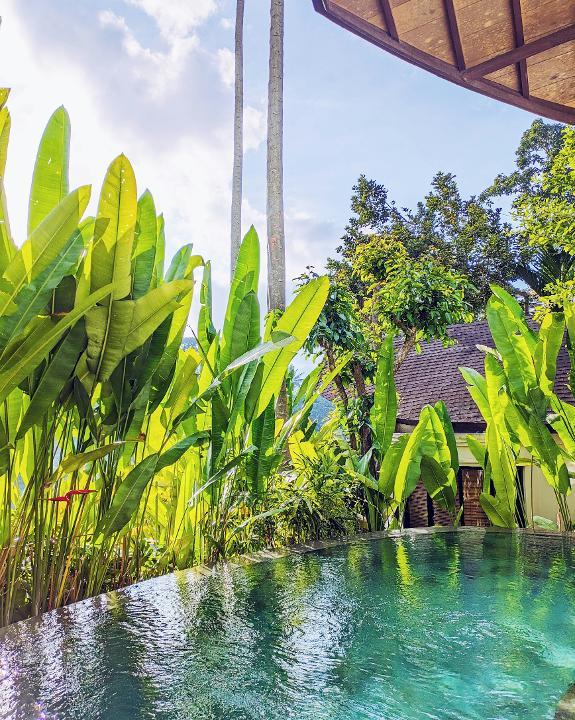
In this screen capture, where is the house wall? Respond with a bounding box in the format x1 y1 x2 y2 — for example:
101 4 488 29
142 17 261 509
403 433 575 529
456 434 575 529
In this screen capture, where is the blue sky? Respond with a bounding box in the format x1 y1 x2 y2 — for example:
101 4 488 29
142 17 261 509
0 0 544 323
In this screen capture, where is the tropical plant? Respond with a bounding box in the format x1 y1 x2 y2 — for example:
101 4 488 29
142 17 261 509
461 286 573 529
332 336 461 530
0 96 333 625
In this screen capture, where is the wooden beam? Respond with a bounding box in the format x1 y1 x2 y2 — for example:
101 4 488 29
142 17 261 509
464 23 575 80
378 0 398 42
443 0 466 71
316 2 575 125
510 0 529 98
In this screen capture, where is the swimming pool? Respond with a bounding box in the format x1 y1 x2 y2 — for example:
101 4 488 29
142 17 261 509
1 529 574 719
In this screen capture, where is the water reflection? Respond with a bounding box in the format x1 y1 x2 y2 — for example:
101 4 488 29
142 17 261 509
0 532 574 719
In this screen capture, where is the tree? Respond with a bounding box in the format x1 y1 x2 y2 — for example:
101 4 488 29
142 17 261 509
484 118 564 201
329 172 517 315
483 118 569 297
267 0 287 421
230 0 245 276
513 126 575 307
351 234 473 366
266 0 286 314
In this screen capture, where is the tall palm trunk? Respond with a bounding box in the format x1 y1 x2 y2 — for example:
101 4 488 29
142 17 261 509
266 0 286 314
267 0 287 421
230 0 245 275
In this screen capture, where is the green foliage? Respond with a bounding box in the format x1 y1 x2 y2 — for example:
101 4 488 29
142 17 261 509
0 102 332 625
353 234 473 348
331 172 517 314
462 285 575 529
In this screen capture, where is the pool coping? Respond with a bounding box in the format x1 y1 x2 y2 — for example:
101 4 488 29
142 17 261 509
2 526 574 718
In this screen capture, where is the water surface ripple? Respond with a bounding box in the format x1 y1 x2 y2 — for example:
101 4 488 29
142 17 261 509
1 531 574 719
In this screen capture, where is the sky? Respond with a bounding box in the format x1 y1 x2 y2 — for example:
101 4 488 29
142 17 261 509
0 0 547 324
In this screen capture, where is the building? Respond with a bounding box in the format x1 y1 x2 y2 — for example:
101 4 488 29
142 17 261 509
325 320 575 528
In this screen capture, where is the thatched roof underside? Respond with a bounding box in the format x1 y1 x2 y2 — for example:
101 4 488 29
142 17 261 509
313 0 575 124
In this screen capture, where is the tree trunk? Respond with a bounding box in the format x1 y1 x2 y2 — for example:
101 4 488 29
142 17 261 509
267 0 287 420
230 0 245 276
394 328 417 371
266 0 286 315
352 362 367 397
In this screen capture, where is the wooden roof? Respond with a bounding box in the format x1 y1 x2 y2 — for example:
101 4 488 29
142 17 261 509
312 0 575 124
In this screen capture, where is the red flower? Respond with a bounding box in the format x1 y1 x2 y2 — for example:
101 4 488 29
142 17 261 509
46 489 96 503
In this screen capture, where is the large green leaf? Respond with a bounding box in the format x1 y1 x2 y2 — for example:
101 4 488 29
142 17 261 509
0 223 87 349
489 285 537 353
153 214 165 287
149 247 201 403
85 279 192 381
0 105 16 276
420 455 456 515
57 442 124 477
486 295 536 406
378 434 408 498
132 190 158 299
370 335 397 455
247 397 276 498
97 453 159 538
197 261 216 354
0 186 91 320
219 227 259 372
0 283 113 403
484 422 516 520
460 366 490 421
534 312 564 397
0 94 10 176
28 106 70 235
255 276 329 417
91 154 136 302
394 410 430 503
434 400 458 476
480 492 515 528
16 321 86 439
156 432 210 472
229 291 260 366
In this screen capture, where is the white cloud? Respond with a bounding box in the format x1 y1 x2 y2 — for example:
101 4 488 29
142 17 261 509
98 10 197 98
216 47 234 88
220 17 233 30
244 106 266 151
124 0 218 40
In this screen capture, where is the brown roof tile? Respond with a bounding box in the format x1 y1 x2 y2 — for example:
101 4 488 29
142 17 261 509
324 320 574 427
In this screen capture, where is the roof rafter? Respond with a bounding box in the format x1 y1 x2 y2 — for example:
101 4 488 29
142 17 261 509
378 0 398 41
510 0 529 98
312 0 575 125
443 0 466 71
463 23 575 80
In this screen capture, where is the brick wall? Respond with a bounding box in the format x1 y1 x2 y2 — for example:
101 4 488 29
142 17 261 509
405 467 488 528
406 480 428 527
461 467 489 527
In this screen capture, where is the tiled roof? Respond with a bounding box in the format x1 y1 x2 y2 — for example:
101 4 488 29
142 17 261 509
324 320 574 427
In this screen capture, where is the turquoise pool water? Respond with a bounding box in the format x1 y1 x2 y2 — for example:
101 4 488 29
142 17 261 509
1 530 574 719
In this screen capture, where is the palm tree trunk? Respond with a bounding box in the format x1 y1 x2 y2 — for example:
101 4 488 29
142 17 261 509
266 0 286 314
230 0 245 276
267 0 287 421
